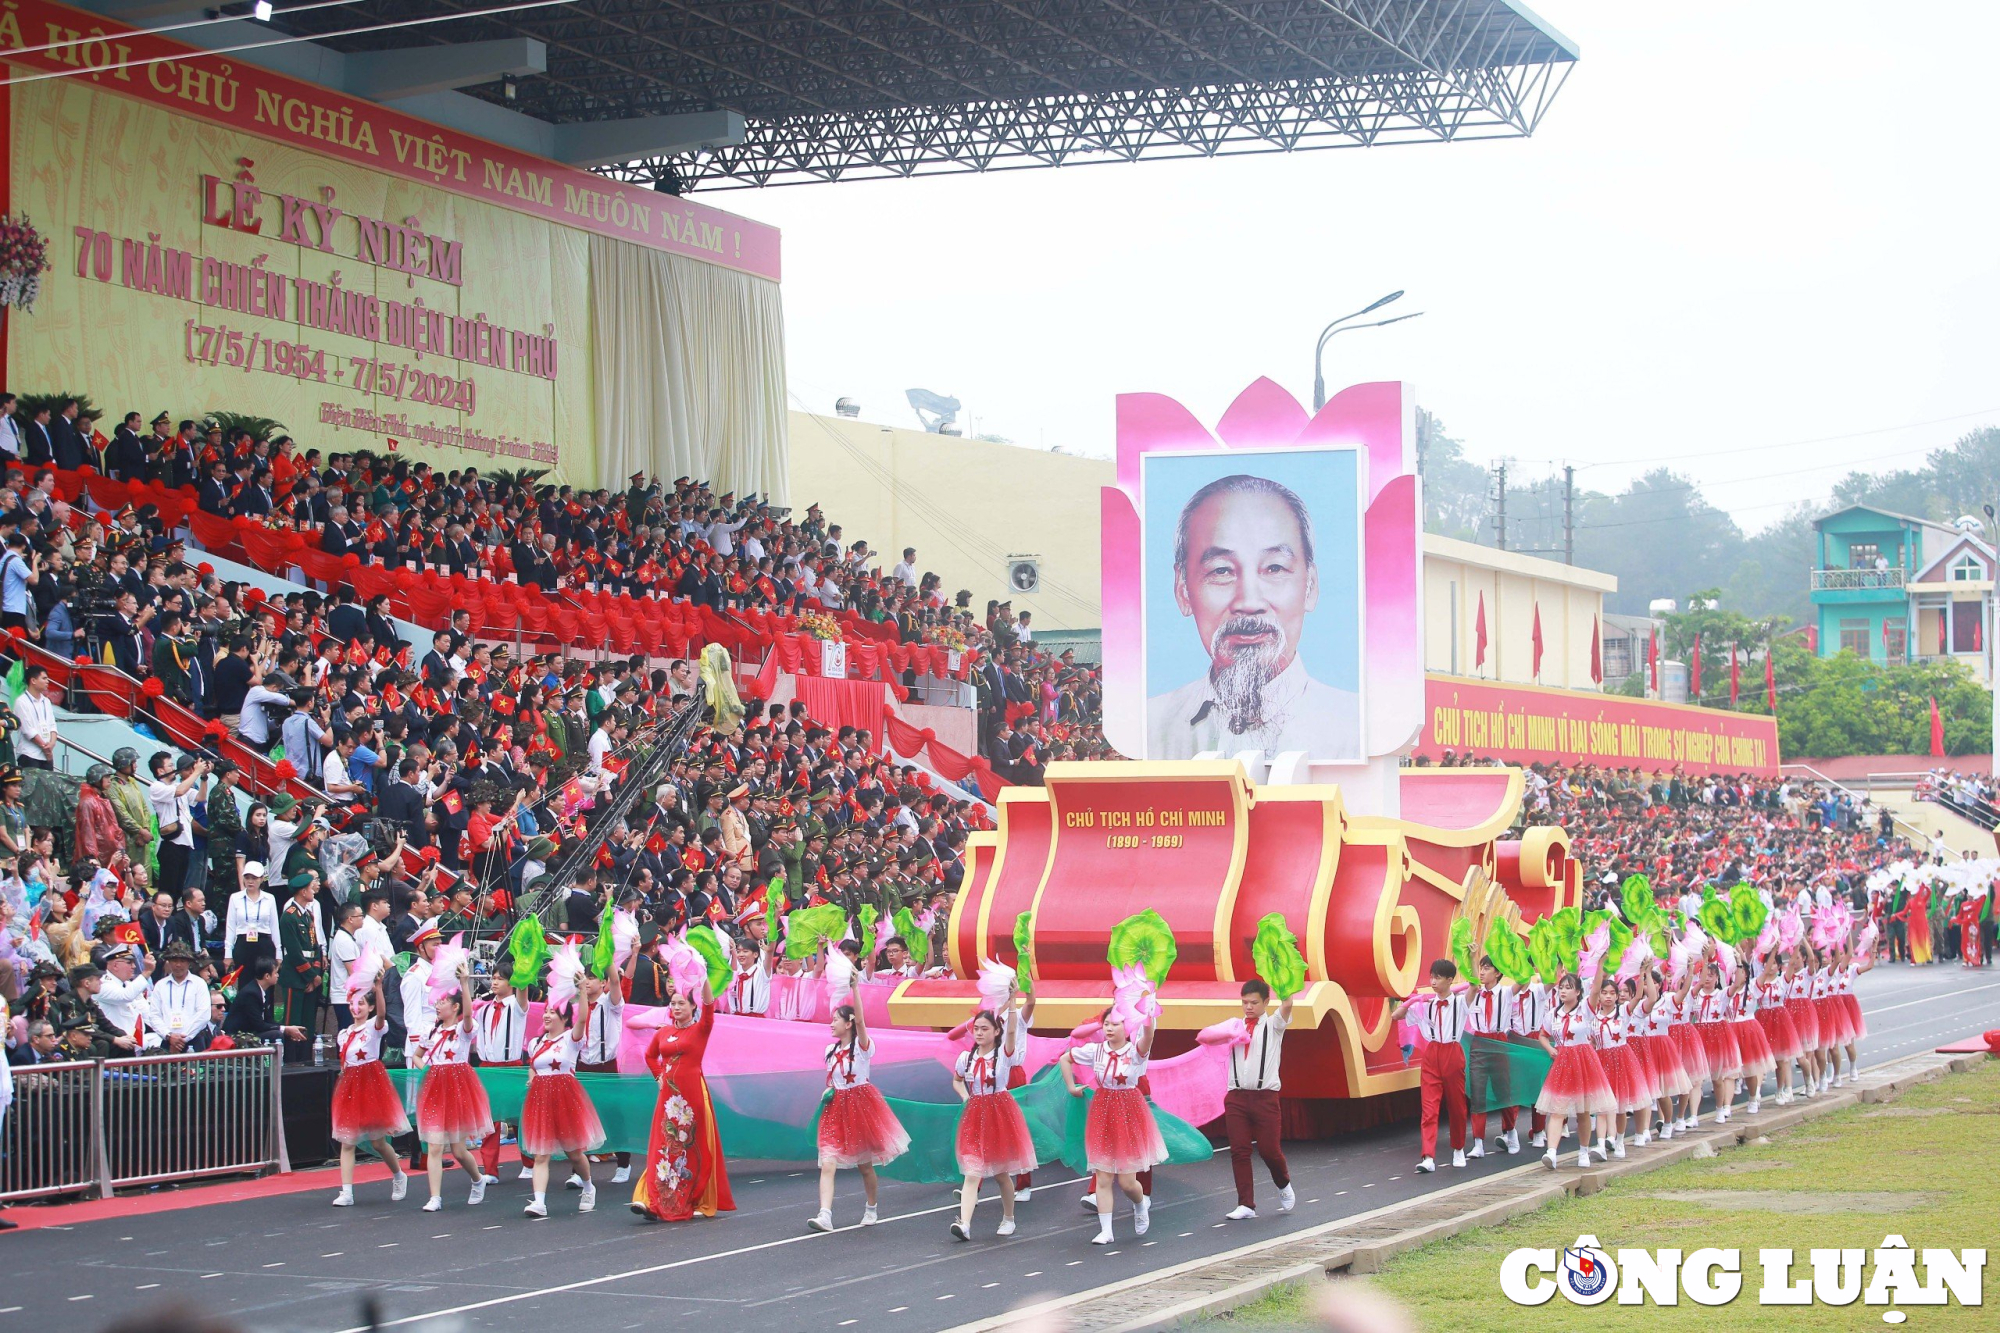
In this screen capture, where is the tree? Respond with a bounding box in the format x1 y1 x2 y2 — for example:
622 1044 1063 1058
1654 590 1781 710
1415 409 1490 542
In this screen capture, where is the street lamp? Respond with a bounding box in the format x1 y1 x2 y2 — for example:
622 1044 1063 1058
1313 293 1424 409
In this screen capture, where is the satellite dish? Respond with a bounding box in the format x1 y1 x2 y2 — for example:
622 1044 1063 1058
1008 557 1041 594
906 388 961 434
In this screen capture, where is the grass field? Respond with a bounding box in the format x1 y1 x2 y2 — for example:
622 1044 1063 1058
1202 1059 1999 1331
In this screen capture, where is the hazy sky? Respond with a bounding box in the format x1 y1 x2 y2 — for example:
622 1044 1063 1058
720 1 2000 535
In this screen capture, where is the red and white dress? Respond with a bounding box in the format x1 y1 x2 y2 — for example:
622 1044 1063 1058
1784 969 1822 1051
1076 1041 1168 1174
1692 988 1742 1081
1592 1006 1651 1112
415 1021 494 1145
1753 973 1802 1061
1663 990 1711 1087
331 1019 410 1144
1813 967 1850 1048
1636 995 1692 1100
1535 1005 1615 1119
1835 963 1867 1041
954 1043 1037 1179
519 1030 607 1157
1729 986 1776 1080
817 1038 911 1169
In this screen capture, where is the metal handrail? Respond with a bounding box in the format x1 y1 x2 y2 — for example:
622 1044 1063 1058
1778 762 1933 844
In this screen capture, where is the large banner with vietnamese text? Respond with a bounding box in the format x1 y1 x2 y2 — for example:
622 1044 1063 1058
1415 675 1779 777
2 0 781 489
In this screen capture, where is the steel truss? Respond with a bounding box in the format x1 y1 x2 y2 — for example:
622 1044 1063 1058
282 0 1578 189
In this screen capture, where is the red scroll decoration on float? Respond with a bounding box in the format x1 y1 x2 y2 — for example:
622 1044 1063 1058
890 761 1580 1100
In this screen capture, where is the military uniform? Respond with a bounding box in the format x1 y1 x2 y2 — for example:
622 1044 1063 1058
276 897 326 1047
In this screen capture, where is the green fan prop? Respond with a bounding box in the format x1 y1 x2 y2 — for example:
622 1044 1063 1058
1601 916 1634 975
1485 920 1535 986
1697 886 1735 943
1728 883 1768 944
1013 911 1036 995
857 904 880 963
784 905 848 961
1108 909 1178 986
893 906 926 968
1527 918 1565 984
588 900 617 978
1546 905 1583 969
506 916 550 991
766 884 787 941
1620 874 1658 925
1449 917 1477 985
1250 914 1307 999
687 925 733 999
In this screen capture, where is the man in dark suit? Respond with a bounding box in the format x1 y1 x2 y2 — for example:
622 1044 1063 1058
6 1019 63 1066
51 399 85 471
221 959 307 1045
232 463 275 518
138 889 175 975
165 886 220 978
325 587 365 644
377 757 433 849
108 412 148 481
20 403 54 466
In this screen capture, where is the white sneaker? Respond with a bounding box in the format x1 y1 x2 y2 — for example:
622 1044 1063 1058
1278 1184 1296 1213
807 1209 834 1233
1016 1187 1031 1203
390 1172 408 1202
467 1179 487 1206
1658 1123 1672 1141
565 1173 586 1190
1503 1129 1520 1154
1080 1193 1098 1212
331 1189 354 1207
1577 1148 1592 1169
422 1197 442 1212
480 1173 499 1186
524 1199 548 1219
1226 1204 1258 1220
862 1206 878 1226
518 1166 534 1180
1530 1131 1546 1148
1451 1149 1467 1168
1468 1140 1486 1159
1542 1151 1558 1170
1416 1156 1435 1173
1611 1139 1626 1160
611 1166 632 1185
996 1217 1016 1237
1747 1100 1760 1115
1092 1222 1114 1246
949 1221 971 1242
578 1184 597 1214
1134 1197 1151 1235
1716 1109 1729 1124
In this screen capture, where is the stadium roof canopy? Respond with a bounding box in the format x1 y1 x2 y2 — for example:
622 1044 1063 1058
277 0 1580 190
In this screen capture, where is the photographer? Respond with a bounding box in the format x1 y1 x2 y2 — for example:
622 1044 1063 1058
96 587 152 678
0 531 38 635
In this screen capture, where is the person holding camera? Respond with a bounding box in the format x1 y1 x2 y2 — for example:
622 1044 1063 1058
0 532 38 635
148 752 206 896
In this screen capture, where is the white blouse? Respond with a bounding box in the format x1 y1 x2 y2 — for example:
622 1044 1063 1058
527 1031 579 1077
955 1044 1017 1096
825 1038 874 1090
1074 1041 1146 1090
338 1020 385 1067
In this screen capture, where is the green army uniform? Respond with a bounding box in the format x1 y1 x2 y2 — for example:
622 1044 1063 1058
276 896 325 1036
104 772 155 870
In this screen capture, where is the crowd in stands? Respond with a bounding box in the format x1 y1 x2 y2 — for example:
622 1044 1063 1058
1915 767 2000 832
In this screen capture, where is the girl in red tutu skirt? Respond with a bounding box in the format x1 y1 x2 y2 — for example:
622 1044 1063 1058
1727 958 1776 1115
1830 943 1873 1088
1782 947 1823 1097
1535 974 1615 1170
1692 963 1742 1124
809 1001 910 1232
1810 945 1843 1091
330 964 408 1207
950 989 1036 1242
1663 971 1710 1133
1592 978 1648 1157
520 1000 606 1219
1632 968 1689 1144
1061 1010 1165 1245
1752 953 1802 1105
414 966 494 1211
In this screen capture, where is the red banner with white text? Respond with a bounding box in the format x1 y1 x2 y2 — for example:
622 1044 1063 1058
1415 675 1779 776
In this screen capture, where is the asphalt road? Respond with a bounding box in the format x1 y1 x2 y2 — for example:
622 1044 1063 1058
8 963 1996 1333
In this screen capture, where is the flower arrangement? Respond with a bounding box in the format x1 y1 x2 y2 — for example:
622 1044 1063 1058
934 624 969 652
0 215 53 312
798 610 844 641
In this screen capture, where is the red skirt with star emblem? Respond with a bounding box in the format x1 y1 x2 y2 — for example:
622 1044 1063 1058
956 1091 1037 1179
1084 1088 1168 1175
817 1084 911 1169
331 1059 410 1145
520 1072 607 1157
415 1062 493 1145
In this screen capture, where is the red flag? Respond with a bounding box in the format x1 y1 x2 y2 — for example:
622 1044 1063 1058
1474 591 1488 670
1765 648 1776 712
1975 616 1984 652
1930 696 1945 758
1648 629 1659 694
1690 633 1702 701
1530 602 1543 679
1588 615 1602 685
1729 641 1740 707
